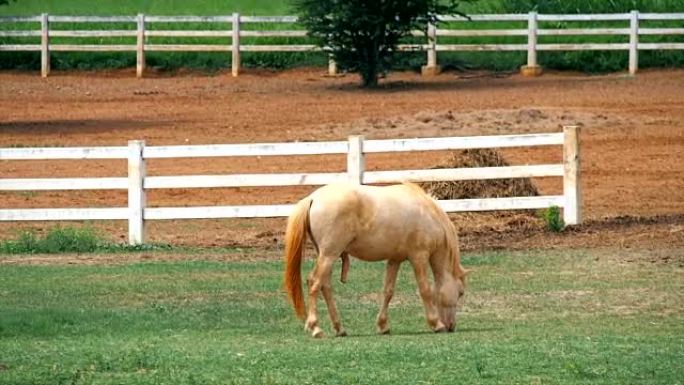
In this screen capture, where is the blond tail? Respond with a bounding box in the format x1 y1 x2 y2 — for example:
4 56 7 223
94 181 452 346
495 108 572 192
284 197 312 320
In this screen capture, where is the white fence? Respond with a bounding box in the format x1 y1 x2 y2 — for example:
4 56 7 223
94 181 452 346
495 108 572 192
0 128 581 245
0 12 682 77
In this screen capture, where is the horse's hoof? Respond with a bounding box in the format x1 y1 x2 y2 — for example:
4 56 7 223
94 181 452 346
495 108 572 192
304 318 318 333
378 328 391 335
433 326 448 333
312 328 325 338
336 330 348 337
376 317 389 334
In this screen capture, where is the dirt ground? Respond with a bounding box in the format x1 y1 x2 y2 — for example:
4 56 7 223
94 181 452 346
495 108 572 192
1 68 683 252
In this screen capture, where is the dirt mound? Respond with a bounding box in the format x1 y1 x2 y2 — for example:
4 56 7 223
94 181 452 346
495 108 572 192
420 148 539 200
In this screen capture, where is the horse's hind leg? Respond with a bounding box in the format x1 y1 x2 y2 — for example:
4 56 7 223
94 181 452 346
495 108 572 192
304 268 324 338
321 268 347 337
340 252 350 283
305 254 337 338
376 260 400 335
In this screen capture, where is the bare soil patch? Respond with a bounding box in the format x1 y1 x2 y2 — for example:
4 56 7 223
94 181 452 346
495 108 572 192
1 68 683 253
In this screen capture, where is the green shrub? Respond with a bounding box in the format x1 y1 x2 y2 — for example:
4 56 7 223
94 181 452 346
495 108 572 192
540 205 565 232
293 0 473 86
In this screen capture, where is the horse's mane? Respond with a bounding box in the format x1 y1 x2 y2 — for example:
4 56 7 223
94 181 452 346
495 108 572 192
402 182 464 278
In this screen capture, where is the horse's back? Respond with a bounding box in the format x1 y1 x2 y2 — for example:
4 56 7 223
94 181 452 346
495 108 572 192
309 183 425 223
308 182 371 230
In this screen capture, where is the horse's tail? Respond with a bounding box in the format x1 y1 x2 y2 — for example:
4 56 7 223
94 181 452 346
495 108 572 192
284 196 313 320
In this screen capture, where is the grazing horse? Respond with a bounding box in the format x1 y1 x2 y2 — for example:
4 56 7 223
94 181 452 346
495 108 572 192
284 182 469 338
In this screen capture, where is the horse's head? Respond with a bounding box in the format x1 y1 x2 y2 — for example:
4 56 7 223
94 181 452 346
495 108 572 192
434 268 469 332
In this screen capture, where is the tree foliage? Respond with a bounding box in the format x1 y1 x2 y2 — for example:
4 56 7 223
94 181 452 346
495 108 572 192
293 0 472 87
0 0 15 6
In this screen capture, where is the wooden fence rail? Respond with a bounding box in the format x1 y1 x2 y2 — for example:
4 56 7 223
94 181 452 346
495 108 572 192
0 128 581 245
0 12 682 77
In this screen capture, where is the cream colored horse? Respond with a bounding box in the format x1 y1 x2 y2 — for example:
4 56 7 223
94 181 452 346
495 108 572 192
284 182 469 338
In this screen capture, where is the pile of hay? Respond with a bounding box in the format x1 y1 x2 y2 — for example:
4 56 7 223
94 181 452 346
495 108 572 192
420 148 539 200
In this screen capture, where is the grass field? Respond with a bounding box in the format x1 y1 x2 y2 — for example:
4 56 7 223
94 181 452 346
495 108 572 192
0 1 507 16
1 248 682 385
0 0 291 16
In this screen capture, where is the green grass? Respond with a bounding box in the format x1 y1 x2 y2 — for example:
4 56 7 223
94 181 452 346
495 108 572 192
0 0 292 16
0 225 177 254
0 248 682 384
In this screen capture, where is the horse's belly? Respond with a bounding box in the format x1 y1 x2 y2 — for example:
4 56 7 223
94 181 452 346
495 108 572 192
345 234 412 262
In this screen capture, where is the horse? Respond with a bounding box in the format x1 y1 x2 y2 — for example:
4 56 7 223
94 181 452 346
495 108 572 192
284 182 469 338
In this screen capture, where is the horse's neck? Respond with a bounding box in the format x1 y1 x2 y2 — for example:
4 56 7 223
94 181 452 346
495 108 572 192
444 240 466 280
432 247 459 282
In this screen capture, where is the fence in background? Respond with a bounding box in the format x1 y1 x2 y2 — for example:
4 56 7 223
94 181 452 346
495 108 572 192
0 128 581 245
0 12 683 77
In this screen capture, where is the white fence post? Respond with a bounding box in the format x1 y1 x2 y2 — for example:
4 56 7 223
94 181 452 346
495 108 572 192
136 13 145 78
40 13 50 78
521 11 543 77
232 12 241 77
128 140 146 245
328 55 337 76
562 126 581 226
629 10 639 75
527 11 538 67
421 21 440 76
347 135 365 184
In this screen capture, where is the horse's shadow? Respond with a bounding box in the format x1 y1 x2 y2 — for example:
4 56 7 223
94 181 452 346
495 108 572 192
340 326 502 339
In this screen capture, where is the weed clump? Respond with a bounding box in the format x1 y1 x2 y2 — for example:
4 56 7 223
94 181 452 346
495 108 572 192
0 226 101 254
540 205 565 232
0 225 173 254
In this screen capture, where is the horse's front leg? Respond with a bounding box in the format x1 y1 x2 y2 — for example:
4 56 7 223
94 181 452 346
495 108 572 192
305 254 336 338
376 260 400 334
410 253 447 333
